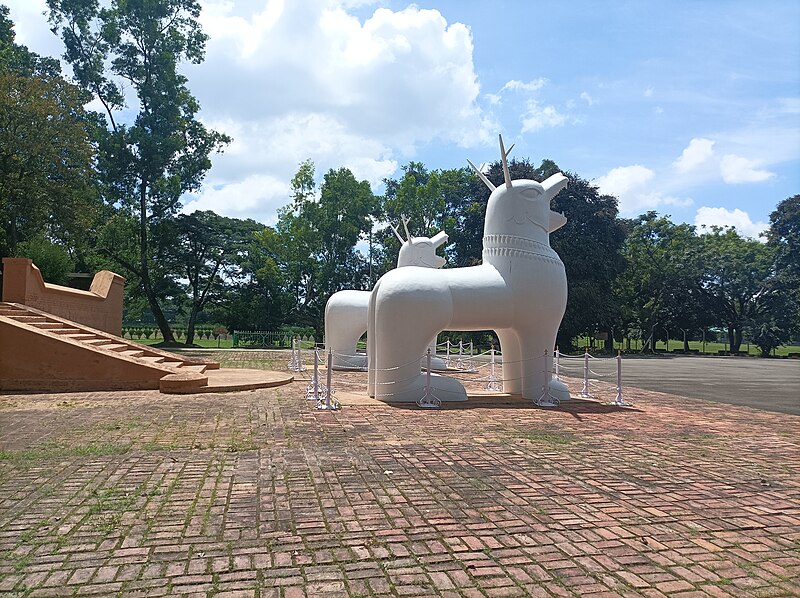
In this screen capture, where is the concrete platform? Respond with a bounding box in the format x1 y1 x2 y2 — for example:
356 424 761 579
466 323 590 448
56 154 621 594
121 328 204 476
161 368 294 394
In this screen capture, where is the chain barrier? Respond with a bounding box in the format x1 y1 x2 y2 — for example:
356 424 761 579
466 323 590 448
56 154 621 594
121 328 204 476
288 340 631 408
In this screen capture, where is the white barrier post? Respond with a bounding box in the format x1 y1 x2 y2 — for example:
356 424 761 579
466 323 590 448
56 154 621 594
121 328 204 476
316 349 340 410
487 345 501 392
306 348 321 400
553 346 561 380
609 351 633 407
580 349 593 398
536 349 559 407
418 349 441 408
289 337 306 372
445 340 452 368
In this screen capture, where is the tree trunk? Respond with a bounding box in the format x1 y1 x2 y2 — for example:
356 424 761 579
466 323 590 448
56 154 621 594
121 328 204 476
186 304 199 346
731 327 743 354
139 181 175 343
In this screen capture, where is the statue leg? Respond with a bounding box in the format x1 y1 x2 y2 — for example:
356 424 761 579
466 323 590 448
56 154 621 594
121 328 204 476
325 292 368 370
496 329 522 395
373 272 466 402
367 282 380 397
517 326 558 401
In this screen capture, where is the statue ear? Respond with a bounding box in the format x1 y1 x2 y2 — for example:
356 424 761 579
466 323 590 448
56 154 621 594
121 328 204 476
548 210 567 233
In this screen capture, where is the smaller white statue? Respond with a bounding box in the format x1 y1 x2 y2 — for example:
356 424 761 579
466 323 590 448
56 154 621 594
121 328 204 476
324 219 448 370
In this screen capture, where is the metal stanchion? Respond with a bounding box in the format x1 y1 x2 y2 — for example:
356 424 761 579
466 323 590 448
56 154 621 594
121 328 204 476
536 349 559 407
608 351 633 407
580 349 593 398
306 347 324 400
486 345 501 392
316 349 339 410
288 337 305 372
553 346 561 380
418 349 441 408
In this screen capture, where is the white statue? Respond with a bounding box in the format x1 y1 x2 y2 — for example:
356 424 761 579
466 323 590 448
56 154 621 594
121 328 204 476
368 135 571 403
324 220 448 370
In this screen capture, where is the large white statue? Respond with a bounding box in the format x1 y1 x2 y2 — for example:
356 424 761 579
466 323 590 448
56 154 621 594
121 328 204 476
324 220 448 370
368 135 571 403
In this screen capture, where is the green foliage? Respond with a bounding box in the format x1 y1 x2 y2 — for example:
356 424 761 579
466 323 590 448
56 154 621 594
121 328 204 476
171 210 264 344
615 212 706 351
259 160 377 336
698 226 777 353
14 237 74 285
0 6 101 260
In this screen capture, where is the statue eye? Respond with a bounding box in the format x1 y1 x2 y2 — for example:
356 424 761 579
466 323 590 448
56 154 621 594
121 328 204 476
520 187 541 199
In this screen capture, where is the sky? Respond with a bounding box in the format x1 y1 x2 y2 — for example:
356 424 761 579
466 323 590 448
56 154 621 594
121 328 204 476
5 0 800 239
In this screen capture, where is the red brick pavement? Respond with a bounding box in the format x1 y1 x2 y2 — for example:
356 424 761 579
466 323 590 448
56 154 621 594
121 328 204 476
0 363 798 597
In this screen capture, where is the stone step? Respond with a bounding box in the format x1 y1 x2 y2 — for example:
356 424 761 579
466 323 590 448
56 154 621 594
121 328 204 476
120 349 145 358
140 356 166 364
52 328 83 335
84 338 115 346
160 360 185 368
10 315 49 323
66 333 100 341
32 322 65 330
177 364 207 374
102 343 129 352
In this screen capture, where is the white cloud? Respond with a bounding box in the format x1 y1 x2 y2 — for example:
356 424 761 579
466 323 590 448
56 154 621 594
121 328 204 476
580 91 593 106
501 79 548 93
673 138 715 173
596 165 655 197
644 86 654 98
182 175 289 225
694 207 768 239
595 165 692 215
719 154 775 183
520 100 568 133
177 1 495 222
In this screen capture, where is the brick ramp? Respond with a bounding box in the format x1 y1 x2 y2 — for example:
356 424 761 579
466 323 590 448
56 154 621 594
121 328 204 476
0 303 292 394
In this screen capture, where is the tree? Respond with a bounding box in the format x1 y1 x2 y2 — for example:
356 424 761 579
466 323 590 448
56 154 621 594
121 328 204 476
698 226 776 354
616 213 704 352
47 0 230 344
768 195 800 279
171 211 263 344
0 5 100 261
270 162 377 335
765 195 800 348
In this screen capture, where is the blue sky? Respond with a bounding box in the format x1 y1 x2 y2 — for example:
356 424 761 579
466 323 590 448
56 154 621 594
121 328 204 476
6 0 799 238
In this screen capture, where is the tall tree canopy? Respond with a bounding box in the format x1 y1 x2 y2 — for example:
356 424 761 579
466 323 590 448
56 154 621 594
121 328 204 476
615 213 706 352
0 5 100 262
266 161 377 335
47 0 230 343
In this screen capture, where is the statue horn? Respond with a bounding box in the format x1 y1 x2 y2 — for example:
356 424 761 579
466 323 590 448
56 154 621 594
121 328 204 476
389 223 405 244
401 217 411 241
467 159 495 192
499 134 512 189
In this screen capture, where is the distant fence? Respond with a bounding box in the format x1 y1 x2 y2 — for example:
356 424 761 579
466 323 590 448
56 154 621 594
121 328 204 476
121 326 229 342
232 331 316 349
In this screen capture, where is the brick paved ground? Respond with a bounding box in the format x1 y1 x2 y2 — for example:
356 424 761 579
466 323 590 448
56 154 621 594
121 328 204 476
1 354 798 597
